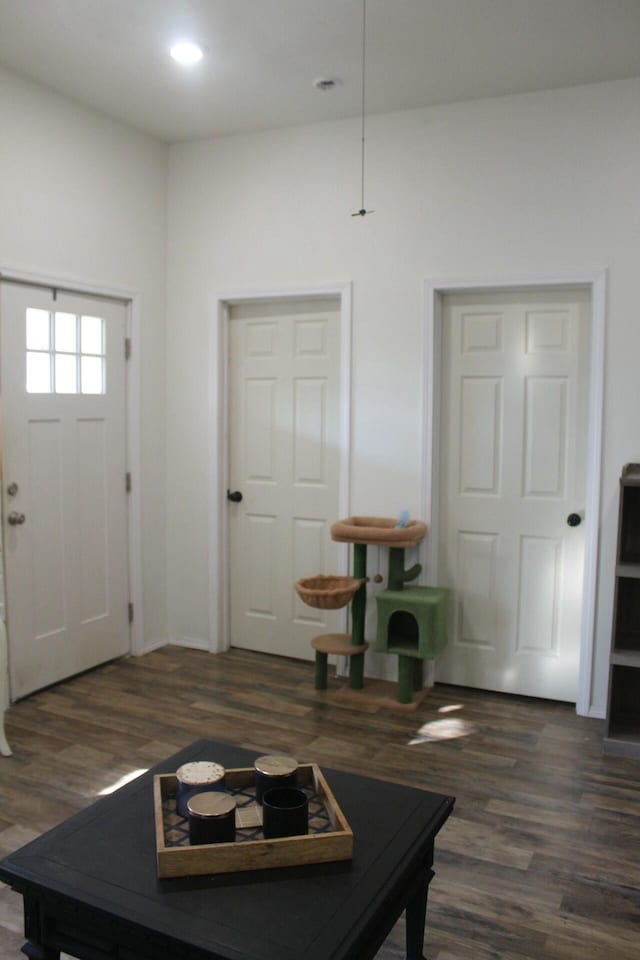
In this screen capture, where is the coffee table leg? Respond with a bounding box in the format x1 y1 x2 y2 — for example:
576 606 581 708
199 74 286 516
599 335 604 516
21 944 60 960
405 866 435 960
21 893 60 960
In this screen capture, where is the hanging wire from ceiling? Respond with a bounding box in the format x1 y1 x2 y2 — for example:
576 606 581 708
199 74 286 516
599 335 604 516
352 0 374 217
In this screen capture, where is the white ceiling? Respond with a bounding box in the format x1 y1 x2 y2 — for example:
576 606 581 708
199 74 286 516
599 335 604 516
1 0 639 143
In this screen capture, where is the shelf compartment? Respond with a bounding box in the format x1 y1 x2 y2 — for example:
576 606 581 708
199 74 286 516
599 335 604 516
618 484 640 563
610 650 640 668
615 563 640 579
606 664 640 743
612 577 640 652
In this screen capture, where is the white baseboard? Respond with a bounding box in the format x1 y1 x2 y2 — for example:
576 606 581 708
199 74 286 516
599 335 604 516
131 637 169 657
585 705 606 720
172 636 210 651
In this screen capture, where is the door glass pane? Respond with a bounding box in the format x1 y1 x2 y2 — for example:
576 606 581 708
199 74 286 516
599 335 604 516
26 309 50 350
55 313 77 353
55 353 78 393
81 315 104 355
81 356 104 394
26 352 52 393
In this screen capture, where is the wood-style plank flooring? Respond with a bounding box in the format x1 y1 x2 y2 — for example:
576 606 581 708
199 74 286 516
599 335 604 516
0 645 639 959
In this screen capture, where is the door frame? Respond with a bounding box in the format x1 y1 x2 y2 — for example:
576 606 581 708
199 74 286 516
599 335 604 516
421 271 606 717
209 283 353 653
0 263 146 660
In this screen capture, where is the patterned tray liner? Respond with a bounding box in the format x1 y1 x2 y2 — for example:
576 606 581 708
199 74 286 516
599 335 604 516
163 781 335 846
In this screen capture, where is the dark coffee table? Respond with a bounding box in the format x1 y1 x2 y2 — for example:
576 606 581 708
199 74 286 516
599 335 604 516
0 739 454 960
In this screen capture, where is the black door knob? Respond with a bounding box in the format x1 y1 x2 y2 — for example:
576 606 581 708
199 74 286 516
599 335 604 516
567 513 582 527
227 490 243 503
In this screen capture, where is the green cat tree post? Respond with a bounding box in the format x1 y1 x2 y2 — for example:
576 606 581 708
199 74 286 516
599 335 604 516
387 547 422 591
386 547 423 703
349 543 368 689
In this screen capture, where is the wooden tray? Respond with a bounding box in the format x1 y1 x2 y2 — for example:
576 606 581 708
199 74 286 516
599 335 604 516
153 763 353 878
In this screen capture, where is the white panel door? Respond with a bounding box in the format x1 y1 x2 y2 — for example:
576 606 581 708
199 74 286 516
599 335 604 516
1 283 129 699
228 298 341 660
437 289 590 701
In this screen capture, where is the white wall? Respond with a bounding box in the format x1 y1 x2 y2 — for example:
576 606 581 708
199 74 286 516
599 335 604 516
166 76 640 715
0 67 168 649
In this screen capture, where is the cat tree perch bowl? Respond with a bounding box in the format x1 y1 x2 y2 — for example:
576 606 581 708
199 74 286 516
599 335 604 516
294 575 366 610
330 516 427 548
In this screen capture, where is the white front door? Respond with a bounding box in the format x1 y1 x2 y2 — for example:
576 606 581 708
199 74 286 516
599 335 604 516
1 282 130 699
228 298 342 660
437 289 590 701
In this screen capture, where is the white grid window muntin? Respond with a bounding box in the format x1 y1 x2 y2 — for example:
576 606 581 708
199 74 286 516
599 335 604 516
26 309 106 394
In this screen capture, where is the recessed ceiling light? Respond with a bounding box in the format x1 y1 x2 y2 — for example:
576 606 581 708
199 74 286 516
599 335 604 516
170 41 204 65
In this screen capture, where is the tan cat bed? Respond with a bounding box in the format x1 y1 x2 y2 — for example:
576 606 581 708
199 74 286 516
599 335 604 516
295 575 366 610
330 516 427 548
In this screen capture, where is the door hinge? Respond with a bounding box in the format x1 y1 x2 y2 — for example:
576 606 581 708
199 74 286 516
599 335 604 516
128 602 134 624
126 472 132 493
125 337 132 360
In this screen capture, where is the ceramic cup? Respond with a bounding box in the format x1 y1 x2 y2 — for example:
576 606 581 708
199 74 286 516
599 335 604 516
175 761 225 817
187 792 236 845
261 786 309 839
254 754 297 805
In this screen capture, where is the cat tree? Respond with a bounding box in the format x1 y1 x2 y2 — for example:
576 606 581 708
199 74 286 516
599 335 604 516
295 517 448 704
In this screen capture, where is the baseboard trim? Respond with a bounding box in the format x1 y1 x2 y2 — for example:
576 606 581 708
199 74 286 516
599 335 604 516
172 636 210 651
132 638 169 657
586 705 606 720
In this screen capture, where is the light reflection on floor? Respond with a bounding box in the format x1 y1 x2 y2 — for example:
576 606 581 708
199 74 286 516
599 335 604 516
98 768 148 795
408 704 475 745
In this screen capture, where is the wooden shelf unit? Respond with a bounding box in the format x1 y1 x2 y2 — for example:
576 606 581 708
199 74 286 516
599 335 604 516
605 464 640 757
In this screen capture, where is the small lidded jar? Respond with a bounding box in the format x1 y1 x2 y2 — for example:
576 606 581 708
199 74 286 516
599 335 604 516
175 761 225 817
187 792 236 846
254 754 298 805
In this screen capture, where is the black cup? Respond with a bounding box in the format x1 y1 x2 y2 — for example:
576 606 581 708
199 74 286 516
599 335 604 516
187 792 236 845
262 787 309 839
254 755 298 805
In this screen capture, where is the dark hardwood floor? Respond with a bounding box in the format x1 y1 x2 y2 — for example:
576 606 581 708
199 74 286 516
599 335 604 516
0 645 639 959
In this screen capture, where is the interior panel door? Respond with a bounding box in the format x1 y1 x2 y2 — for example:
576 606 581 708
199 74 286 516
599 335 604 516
228 298 341 660
437 289 590 701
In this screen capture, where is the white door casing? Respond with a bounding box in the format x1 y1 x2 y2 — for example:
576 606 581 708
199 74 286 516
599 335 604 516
435 289 591 702
228 297 342 660
1 282 130 699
